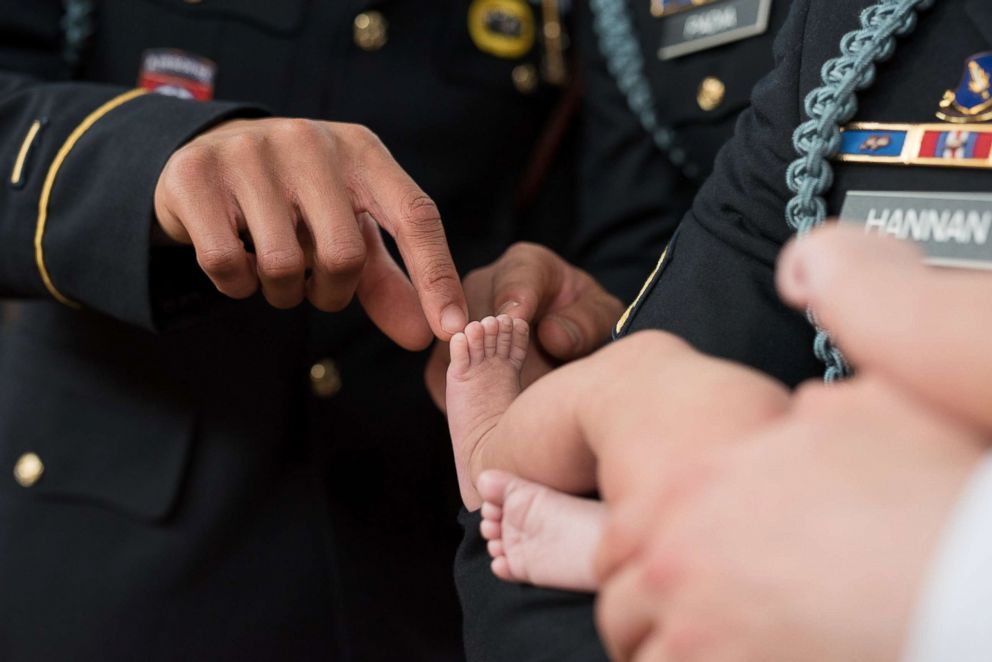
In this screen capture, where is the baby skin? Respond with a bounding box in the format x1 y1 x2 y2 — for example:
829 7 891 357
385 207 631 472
446 316 791 593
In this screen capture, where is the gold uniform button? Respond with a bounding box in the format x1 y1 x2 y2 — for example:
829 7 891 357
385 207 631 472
14 452 44 488
354 11 388 51
697 76 726 112
310 359 342 399
512 64 538 94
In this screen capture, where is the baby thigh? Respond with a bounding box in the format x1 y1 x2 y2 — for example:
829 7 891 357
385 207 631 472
582 331 791 456
476 357 602 495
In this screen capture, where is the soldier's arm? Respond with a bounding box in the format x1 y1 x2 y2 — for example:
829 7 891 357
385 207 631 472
1 5 469 344
0 3 263 330
618 0 823 387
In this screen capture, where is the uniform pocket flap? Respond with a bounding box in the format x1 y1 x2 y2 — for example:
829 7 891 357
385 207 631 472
0 334 194 522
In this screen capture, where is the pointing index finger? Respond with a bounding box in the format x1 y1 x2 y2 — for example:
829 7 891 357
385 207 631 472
346 129 467 339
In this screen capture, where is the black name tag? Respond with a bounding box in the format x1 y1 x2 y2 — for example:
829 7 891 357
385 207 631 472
839 191 992 270
657 0 772 61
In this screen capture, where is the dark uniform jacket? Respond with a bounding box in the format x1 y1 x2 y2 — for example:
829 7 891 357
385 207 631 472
459 0 992 657
0 2 664 660
455 0 795 659
621 0 992 382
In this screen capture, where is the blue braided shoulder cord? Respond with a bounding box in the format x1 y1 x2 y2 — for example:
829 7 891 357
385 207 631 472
62 0 96 68
785 0 935 382
589 0 699 178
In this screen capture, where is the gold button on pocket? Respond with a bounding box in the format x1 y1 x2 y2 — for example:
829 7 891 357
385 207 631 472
697 76 726 112
14 452 44 488
354 11 388 51
310 359 342 399
512 64 538 94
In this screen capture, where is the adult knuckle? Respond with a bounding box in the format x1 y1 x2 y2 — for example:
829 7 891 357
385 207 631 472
317 240 367 275
397 191 443 236
225 130 265 158
165 144 214 188
496 242 557 282
257 247 304 281
418 255 461 291
278 118 323 145
343 123 383 153
197 244 243 278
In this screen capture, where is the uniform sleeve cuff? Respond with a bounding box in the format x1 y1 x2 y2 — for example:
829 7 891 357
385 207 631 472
40 88 265 330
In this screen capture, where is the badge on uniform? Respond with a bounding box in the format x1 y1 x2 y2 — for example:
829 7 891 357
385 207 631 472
468 0 536 59
836 53 992 168
937 51 992 124
138 49 216 101
839 191 992 271
837 123 992 168
650 0 772 61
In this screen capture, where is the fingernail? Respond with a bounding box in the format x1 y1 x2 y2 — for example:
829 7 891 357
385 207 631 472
441 304 467 335
497 300 521 315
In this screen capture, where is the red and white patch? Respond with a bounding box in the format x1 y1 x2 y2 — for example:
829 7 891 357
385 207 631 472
138 49 216 101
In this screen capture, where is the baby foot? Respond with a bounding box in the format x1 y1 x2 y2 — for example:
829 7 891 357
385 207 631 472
478 470 606 593
446 315 530 508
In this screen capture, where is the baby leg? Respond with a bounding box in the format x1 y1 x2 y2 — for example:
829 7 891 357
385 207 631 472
446 315 601 509
478 470 605 593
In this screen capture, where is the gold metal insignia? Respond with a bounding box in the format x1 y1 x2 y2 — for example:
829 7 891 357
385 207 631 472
468 0 536 60
937 53 992 123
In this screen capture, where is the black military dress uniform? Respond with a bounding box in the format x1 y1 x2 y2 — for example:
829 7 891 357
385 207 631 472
618 0 992 384
0 1 657 660
458 0 992 660
452 1 798 660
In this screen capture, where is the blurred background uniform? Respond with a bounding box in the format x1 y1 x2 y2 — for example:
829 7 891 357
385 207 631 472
0 1 663 660
454 0 797 659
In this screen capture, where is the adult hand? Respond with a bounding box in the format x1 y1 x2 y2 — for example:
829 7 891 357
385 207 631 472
595 377 984 662
425 242 624 410
154 118 467 350
593 224 992 661
778 224 992 436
